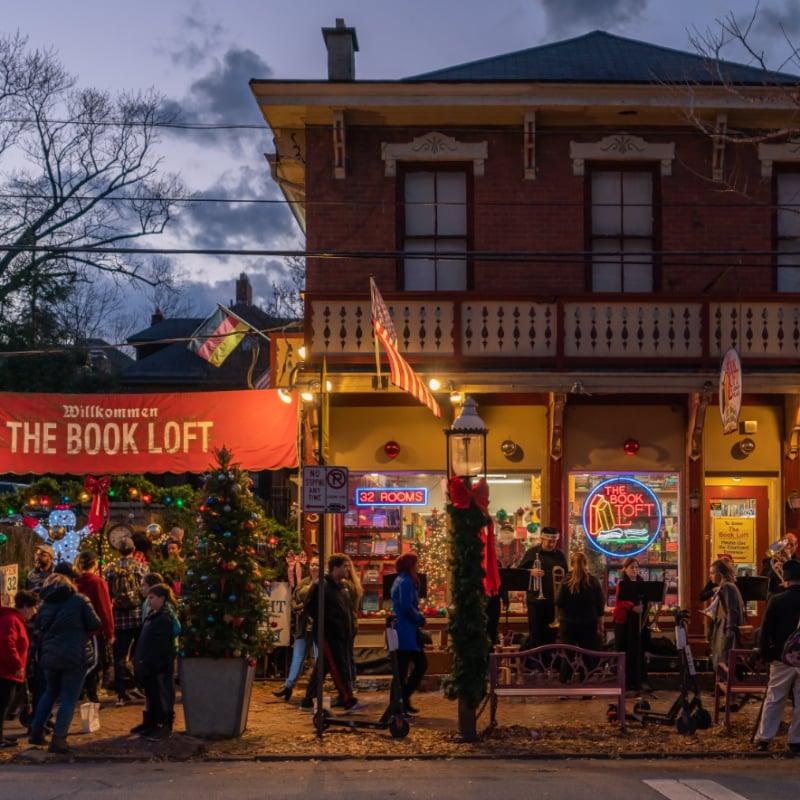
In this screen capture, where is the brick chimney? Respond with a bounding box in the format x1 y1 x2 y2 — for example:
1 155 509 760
235 273 253 305
322 18 359 80
151 308 164 325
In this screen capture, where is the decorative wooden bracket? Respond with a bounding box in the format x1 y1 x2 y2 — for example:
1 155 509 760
712 113 727 182
549 392 566 460
687 387 711 462
785 395 800 460
524 110 536 180
332 110 346 179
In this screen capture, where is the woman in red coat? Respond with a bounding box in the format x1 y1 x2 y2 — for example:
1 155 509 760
0 590 40 747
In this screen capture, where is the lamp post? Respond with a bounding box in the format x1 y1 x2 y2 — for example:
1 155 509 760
444 396 489 741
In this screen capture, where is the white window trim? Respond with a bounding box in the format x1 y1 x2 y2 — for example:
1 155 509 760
759 140 800 178
381 131 488 177
570 134 675 176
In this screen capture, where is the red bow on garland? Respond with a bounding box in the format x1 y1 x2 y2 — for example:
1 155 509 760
285 550 307 588
447 476 490 515
84 476 111 533
448 476 500 596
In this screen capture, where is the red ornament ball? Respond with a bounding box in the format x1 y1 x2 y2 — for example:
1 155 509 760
384 440 400 459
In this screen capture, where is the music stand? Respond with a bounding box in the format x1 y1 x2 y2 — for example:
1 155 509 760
617 580 665 692
499 568 531 640
736 575 769 603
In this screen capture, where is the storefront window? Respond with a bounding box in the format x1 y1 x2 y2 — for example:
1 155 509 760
340 471 540 617
568 472 681 612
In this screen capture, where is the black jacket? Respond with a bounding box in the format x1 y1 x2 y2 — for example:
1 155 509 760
133 605 175 678
759 584 800 662
304 573 353 642
36 584 101 670
517 545 568 603
556 575 605 626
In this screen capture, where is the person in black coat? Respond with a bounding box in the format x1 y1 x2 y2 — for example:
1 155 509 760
517 526 568 648
754 558 800 753
28 573 101 754
132 583 180 740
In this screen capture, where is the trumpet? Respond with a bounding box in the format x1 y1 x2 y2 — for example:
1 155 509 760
530 554 545 599
766 538 790 583
549 566 566 628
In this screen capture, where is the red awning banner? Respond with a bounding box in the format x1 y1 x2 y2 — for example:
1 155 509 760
0 390 299 475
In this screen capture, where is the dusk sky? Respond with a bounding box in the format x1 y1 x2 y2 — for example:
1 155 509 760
6 0 800 322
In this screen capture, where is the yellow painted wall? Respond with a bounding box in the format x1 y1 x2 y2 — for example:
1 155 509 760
702 404 782 474
564 405 685 471
329 402 548 474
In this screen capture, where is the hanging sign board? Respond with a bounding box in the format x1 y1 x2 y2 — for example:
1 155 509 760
719 348 742 435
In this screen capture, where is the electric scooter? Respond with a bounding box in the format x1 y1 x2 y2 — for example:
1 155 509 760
313 616 411 739
626 609 712 735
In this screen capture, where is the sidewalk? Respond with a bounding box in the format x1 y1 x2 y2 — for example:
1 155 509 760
0 677 783 762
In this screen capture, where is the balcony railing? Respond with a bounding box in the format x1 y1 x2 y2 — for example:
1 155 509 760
306 294 800 367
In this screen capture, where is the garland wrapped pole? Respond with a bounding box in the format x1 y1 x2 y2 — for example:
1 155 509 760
443 397 490 742
445 476 491 741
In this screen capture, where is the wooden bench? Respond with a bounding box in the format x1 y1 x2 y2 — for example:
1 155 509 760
489 644 627 730
713 647 769 731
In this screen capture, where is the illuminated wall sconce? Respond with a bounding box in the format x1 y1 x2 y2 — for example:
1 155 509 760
449 382 462 405
300 381 320 403
689 490 702 511
384 440 400 459
278 387 294 404
623 439 640 456
428 377 441 391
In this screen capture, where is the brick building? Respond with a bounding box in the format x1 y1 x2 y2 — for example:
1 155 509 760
252 20 800 648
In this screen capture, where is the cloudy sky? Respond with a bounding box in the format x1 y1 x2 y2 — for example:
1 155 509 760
6 0 800 320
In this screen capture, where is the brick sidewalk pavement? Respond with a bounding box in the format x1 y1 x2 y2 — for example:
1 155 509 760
0 677 779 762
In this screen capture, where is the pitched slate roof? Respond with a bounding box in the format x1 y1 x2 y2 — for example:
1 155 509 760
405 30 799 85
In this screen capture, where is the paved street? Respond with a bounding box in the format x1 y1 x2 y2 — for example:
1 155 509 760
0 759 798 800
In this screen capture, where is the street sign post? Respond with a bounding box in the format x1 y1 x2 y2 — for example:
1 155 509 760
302 465 349 513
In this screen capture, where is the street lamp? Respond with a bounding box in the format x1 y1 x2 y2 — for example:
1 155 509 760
444 396 487 481
443 396 489 742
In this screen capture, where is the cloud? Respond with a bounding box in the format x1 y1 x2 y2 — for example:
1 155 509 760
753 0 800 47
541 0 648 36
173 164 297 252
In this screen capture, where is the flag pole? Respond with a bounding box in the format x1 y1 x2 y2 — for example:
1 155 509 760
218 303 271 344
369 277 383 388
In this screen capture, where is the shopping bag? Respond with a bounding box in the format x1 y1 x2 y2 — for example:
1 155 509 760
80 701 101 733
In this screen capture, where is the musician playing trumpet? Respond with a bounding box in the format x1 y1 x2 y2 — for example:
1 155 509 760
517 526 568 647
760 532 798 600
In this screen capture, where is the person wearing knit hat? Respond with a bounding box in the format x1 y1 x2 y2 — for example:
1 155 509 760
26 545 55 594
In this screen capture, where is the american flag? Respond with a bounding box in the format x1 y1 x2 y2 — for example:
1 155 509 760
370 278 441 418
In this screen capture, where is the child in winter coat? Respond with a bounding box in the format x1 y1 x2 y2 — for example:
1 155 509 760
132 584 180 740
0 590 40 747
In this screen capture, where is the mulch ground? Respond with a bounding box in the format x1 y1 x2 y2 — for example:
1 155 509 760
0 678 792 762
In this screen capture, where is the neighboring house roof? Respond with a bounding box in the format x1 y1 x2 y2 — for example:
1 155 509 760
121 306 300 390
405 30 800 85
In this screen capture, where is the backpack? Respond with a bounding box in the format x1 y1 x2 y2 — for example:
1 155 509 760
110 562 140 611
782 619 800 668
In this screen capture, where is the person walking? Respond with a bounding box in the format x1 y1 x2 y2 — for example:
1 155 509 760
0 590 40 748
132 583 181 740
391 552 428 715
299 553 366 713
273 557 319 702
104 537 148 706
754 558 800 753
28 574 101 754
75 550 115 703
517 526 568 647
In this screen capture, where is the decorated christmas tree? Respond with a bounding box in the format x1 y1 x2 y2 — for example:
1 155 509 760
181 448 271 660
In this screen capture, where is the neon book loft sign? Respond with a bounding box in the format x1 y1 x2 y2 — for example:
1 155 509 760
581 477 662 557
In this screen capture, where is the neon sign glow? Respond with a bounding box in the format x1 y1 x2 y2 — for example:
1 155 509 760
581 476 662 557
